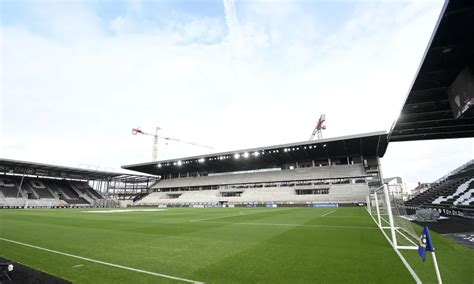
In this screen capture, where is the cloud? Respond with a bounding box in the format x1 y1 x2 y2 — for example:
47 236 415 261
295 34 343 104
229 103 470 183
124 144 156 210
382 139 474 184
177 17 226 44
2 0 470 183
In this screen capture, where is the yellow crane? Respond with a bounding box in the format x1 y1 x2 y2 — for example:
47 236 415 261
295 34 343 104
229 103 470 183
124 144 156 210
132 127 213 161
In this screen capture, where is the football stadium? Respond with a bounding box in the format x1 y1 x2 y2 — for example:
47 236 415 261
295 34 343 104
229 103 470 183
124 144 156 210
1 0 474 283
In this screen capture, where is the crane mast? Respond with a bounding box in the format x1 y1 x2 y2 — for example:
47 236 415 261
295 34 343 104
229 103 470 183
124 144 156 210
152 127 160 162
132 126 212 161
309 114 326 140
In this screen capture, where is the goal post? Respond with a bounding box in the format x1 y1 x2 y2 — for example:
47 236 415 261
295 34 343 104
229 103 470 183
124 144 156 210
368 184 443 283
367 185 418 250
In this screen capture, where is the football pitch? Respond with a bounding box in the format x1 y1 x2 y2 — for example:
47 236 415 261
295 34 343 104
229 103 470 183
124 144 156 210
0 207 472 283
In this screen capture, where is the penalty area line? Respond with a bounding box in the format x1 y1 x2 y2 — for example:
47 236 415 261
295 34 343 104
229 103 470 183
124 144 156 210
320 210 337 217
189 208 291 223
0 237 203 284
72 264 83 268
198 220 378 230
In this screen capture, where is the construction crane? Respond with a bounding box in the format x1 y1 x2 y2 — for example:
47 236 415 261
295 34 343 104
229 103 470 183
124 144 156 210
132 127 213 161
309 114 326 140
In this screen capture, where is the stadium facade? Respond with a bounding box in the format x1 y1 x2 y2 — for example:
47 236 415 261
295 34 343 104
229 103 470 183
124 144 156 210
122 131 388 206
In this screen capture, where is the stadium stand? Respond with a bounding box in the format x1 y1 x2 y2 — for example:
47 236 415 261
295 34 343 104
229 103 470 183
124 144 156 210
25 179 55 199
136 183 369 206
154 164 365 190
405 160 474 217
0 177 22 198
386 0 474 219
0 159 157 208
0 176 98 207
69 181 104 200
125 132 387 207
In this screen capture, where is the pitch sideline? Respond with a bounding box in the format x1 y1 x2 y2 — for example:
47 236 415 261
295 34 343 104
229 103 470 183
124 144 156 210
0 237 203 284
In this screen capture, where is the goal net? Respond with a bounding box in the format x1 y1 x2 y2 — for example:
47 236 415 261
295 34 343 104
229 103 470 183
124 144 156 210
367 185 418 250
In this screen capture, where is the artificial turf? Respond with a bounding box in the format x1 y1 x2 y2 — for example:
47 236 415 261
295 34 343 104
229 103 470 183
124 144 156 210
0 207 472 283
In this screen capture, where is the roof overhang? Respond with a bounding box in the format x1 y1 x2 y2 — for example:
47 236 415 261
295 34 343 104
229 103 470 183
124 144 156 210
122 131 388 176
389 0 474 142
0 158 157 183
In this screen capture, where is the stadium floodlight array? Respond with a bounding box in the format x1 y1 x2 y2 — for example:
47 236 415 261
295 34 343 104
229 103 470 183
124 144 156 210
367 185 418 250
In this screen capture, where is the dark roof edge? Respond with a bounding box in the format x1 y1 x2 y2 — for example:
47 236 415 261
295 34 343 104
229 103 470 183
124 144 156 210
0 157 156 178
388 0 449 141
122 131 388 169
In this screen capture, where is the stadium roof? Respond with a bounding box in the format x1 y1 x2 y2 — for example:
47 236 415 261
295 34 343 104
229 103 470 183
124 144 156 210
0 158 157 183
122 131 388 176
389 0 474 142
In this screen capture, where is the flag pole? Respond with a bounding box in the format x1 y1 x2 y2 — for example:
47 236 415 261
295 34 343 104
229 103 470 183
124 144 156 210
431 251 442 284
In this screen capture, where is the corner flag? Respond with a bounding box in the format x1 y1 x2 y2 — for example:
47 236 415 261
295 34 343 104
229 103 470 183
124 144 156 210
418 226 434 261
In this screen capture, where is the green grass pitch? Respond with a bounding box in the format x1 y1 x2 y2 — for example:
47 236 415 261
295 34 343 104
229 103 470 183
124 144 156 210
0 207 472 283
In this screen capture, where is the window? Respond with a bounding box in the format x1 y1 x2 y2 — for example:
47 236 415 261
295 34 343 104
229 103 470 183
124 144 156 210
296 188 330 195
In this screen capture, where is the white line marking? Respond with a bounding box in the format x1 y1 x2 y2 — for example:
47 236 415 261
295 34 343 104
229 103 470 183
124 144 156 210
189 209 290 223
198 220 378 230
367 212 421 284
321 216 369 219
82 209 165 213
320 210 336 217
0 237 202 283
72 264 83 268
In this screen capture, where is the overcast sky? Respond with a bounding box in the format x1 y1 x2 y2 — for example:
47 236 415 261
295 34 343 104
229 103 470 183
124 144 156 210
1 0 472 184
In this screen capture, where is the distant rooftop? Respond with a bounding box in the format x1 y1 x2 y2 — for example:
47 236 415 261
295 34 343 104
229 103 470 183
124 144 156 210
0 158 157 183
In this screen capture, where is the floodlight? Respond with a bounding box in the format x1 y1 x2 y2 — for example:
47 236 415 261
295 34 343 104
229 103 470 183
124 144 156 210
234 153 240 159
198 158 205 163
157 164 162 168
254 151 260 157
177 161 183 166
243 152 249 158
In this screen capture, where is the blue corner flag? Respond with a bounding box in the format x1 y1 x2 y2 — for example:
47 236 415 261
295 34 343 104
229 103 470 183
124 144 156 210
418 226 435 261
